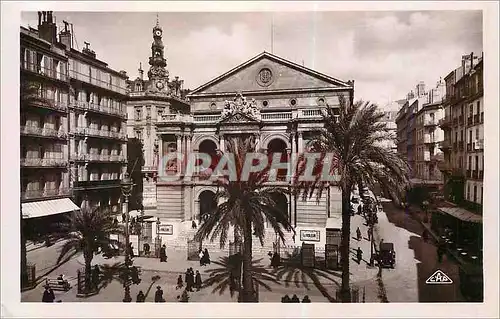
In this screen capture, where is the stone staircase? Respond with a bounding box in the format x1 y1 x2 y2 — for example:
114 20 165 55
167 222 298 257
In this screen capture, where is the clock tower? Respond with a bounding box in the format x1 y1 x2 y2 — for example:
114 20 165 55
148 17 169 93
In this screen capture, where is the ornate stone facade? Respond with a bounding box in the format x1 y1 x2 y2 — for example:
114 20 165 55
152 51 354 252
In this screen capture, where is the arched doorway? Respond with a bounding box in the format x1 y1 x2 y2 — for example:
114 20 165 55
199 140 219 179
199 190 217 222
267 138 288 181
270 191 289 224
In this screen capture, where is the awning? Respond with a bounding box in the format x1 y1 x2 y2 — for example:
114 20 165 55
22 198 80 219
437 206 483 224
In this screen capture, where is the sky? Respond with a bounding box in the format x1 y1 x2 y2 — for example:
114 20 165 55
21 11 482 107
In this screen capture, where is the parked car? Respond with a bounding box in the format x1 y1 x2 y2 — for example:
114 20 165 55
376 242 396 268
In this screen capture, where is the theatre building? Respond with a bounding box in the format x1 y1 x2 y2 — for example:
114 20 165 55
151 50 354 257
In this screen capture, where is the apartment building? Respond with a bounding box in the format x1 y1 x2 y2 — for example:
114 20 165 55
67 42 129 211
20 12 78 235
20 12 129 233
414 80 445 184
439 53 483 210
378 99 404 152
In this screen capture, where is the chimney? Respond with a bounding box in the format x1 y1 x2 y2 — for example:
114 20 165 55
82 41 97 59
59 20 72 49
38 11 58 44
38 12 42 26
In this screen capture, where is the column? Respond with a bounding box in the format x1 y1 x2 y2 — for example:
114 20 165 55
194 199 200 221
291 133 297 180
291 133 297 155
176 134 182 174
255 134 260 151
219 134 225 152
186 134 192 153
286 148 292 181
298 132 304 153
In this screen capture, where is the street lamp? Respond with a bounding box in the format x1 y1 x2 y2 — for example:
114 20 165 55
155 217 161 258
120 172 134 303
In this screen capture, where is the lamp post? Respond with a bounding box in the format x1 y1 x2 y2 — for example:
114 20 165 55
156 217 161 258
120 172 134 303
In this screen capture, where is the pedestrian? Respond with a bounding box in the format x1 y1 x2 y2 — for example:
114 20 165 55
357 247 363 264
185 268 193 292
128 243 135 258
302 295 311 303
179 289 190 302
160 244 167 262
154 286 164 302
367 227 372 241
199 249 204 266
358 204 362 215
291 294 300 303
195 270 202 291
271 252 280 268
189 268 195 292
42 285 55 302
176 274 184 290
356 227 362 241
192 220 197 229
203 248 211 265
136 290 145 302
282 295 291 303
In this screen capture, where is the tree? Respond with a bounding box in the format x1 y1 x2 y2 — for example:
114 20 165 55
194 136 294 302
56 201 123 294
294 95 410 302
127 138 145 211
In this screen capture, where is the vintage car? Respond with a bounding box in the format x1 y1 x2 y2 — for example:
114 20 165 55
377 242 396 268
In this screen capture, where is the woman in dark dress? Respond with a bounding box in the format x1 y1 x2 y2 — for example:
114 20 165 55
136 290 145 302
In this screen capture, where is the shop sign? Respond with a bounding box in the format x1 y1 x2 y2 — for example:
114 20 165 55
158 224 173 235
300 230 320 242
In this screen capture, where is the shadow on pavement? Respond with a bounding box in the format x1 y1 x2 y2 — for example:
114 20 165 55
271 257 340 302
203 256 279 299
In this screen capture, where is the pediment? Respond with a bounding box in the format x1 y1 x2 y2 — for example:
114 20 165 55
219 112 260 125
189 52 352 96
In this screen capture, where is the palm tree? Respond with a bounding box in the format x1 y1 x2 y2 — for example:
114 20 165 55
56 201 122 294
295 95 410 302
194 136 294 302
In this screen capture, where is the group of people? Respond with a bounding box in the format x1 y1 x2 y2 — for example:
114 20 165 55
281 294 311 303
179 267 203 292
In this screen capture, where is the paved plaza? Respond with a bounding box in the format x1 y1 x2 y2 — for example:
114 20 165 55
21 202 431 303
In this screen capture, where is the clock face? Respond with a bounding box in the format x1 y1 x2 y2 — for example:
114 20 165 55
156 81 164 90
155 30 162 37
155 51 161 57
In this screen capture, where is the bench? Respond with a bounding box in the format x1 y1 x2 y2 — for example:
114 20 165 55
45 278 71 291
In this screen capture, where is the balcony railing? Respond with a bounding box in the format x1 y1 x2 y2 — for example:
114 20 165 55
20 157 66 167
69 70 127 95
301 109 324 118
72 127 125 140
72 101 126 118
22 93 68 112
467 117 473 126
73 153 126 162
73 179 122 189
262 112 292 121
20 125 67 139
193 114 221 123
21 188 70 200
20 61 68 82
